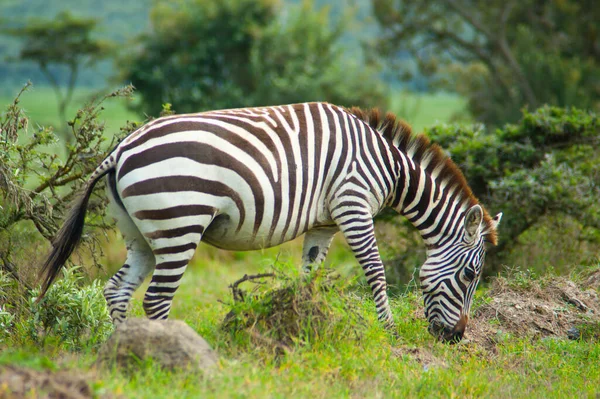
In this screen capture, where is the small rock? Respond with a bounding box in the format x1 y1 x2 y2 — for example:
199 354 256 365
566 327 580 340
97 318 218 372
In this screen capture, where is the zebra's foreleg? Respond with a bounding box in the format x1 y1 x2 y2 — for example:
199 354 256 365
103 236 155 325
301 227 338 273
333 208 395 331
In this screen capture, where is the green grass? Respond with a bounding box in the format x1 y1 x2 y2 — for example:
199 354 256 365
1 86 465 139
0 85 140 133
2 255 599 398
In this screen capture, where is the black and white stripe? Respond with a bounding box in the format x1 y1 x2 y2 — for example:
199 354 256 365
39 102 501 341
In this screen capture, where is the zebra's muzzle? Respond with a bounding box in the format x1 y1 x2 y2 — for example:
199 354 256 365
428 319 465 344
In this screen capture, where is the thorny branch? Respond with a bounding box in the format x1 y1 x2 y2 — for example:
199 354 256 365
0 83 136 286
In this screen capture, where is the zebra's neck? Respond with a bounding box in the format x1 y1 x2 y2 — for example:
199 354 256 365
388 150 469 248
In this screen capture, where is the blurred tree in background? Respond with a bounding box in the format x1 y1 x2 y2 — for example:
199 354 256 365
4 12 113 135
372 0 600 126
121 0 387 115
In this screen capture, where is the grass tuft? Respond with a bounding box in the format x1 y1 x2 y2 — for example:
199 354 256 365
221 268 368 355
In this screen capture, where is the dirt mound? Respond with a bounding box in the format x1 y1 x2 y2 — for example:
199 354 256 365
0 365 93 399
221 271 366 354
468 276 600 351
222 273 330 352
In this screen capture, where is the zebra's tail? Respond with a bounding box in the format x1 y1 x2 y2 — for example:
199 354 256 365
37 153 118 300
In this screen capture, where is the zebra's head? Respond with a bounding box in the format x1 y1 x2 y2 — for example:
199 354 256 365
420 204 502 343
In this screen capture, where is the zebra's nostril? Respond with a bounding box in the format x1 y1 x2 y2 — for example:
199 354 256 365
427 320 446 338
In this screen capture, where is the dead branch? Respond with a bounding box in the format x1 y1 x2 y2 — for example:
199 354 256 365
229 273 276 303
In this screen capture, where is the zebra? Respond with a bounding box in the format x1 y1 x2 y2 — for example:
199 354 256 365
38 102 501 343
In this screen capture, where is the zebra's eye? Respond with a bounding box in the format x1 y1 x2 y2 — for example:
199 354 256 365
464 267 476 282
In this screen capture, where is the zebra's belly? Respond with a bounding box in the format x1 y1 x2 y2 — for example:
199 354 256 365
200 213 279 251
201 212 331 251
201 215 259 250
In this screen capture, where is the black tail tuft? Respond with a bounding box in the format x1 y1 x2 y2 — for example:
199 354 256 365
38 178 104 300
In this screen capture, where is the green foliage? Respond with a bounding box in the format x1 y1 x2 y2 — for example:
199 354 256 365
373 0 600 125
0 307 15 343
425 105 600 272
121 0 387 116
0 266 112 350
5 11 111 67
26 267 113 350
250 1 387 108
0 270 20 343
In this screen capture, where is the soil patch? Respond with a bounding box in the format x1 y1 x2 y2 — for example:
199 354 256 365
467 275 600 351
0 365 93 399
391 346 448 370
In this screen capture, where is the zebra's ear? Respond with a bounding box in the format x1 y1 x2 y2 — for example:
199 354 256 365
491 212 503 230
464 205 483 243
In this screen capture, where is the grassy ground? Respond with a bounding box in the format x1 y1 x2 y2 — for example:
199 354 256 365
1 86 467 138
0 85 140 134
1 254 598 398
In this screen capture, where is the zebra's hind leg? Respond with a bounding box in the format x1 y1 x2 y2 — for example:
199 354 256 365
142 243 199 320
103 235 155 325
301 227 338 273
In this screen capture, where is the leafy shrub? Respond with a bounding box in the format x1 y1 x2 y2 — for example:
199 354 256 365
26 267 113 350
0 307 15 343
379 105 599 285
0 83 135 287
428 105 600 272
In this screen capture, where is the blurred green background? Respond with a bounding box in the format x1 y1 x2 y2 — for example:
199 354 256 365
1 0 599 283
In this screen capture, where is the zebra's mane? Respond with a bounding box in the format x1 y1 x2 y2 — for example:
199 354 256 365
348 107 498 245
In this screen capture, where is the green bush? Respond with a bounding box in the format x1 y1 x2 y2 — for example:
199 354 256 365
0 83 135 287
428 106 600 272
26 267 113 350
0 307 15 344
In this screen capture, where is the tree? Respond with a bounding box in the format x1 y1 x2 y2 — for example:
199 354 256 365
4 11 113 135
250 1 387 108
372 0 600 125
121 0 388 115
0 83 135 287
